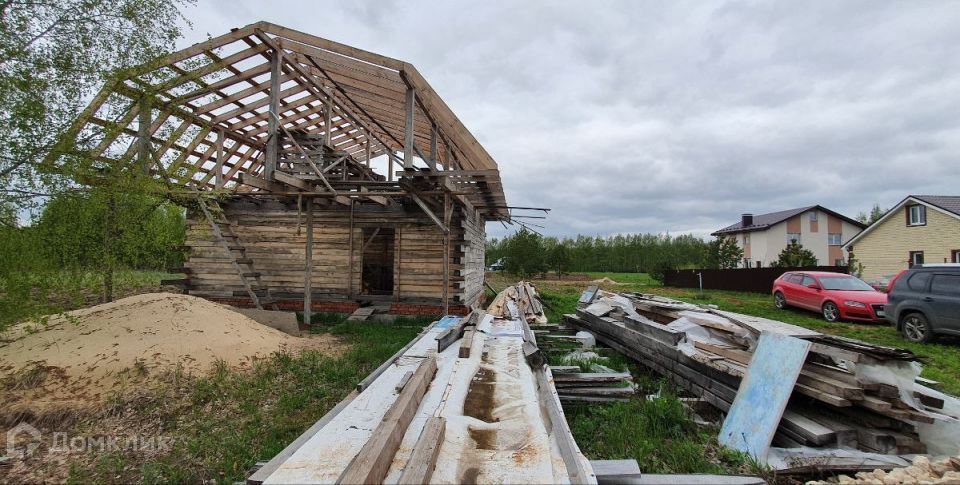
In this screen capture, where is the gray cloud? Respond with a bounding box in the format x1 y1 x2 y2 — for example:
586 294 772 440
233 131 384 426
180 0 960 239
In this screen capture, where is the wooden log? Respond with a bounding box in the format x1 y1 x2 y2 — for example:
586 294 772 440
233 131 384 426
396 416 446 485
337 355 437 485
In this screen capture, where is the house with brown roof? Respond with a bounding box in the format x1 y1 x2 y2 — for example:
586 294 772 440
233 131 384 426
843 195 960 282
712 206 865 268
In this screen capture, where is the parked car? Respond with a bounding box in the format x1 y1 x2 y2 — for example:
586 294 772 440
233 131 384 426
487 258 505 271
885 264 960 343
772 271 887 322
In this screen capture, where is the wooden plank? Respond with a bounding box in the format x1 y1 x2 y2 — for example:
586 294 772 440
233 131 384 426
553 373 632 384
458 328 475 359
357 322 435 392
337 355 437 485
403 87 415 169
590 460 640 483
719 332 811 461
394 370 413 393
556 387 635 397
264 47 282 180
396 416 445 485
247 390 359 484
779 410 837 445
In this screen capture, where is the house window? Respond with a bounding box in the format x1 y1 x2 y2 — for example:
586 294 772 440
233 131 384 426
828 233 842 246
952 250 960 264
787 233 801 245
743 258 751 268
809 211 818 222
907 205 926 226
743 234 750 245
909 251 924 267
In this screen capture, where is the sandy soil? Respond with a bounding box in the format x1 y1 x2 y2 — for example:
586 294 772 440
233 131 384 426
0 293 340 417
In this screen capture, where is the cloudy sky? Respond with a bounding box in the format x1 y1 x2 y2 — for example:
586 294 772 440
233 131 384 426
179 1 960 239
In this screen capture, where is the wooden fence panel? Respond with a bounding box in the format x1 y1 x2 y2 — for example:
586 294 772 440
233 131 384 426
663 266 849 293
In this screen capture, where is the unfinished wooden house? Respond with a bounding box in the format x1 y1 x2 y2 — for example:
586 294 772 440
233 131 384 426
53 22 508 316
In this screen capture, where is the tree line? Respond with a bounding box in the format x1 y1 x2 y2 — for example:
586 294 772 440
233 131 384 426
487 228 830 280
485 229 746 281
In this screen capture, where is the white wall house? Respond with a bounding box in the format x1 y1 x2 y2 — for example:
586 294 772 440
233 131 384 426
712 206 866 268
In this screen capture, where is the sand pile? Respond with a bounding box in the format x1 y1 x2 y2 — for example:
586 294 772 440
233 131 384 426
591 277 619 285
0 293 338 415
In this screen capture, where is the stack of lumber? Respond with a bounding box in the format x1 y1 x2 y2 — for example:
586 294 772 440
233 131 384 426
485 280 548 324
564 290 959 463
551 367 635 403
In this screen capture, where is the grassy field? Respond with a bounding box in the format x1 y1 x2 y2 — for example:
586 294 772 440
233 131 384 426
16 315 429 484
0 270 180 332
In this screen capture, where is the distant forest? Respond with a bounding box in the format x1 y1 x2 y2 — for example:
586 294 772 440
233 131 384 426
485 230 714 280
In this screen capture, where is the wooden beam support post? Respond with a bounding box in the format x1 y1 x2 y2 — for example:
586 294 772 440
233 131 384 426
429 123 438 171
322 99 332 147
363 132 371 168
214 129 225 189
443 192 451 314
403 87 415 169
264 47 284 181
137 95 152 174
304 197 314 325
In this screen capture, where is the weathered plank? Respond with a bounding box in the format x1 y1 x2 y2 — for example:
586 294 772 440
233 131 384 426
396 416 445 484
337 355 438 484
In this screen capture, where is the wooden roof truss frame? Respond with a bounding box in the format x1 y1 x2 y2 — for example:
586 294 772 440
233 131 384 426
51 21 508 220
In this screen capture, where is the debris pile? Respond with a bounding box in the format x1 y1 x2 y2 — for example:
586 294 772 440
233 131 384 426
486 281 548 324
564 288 960 473
809 455 960 484
551 367 635 403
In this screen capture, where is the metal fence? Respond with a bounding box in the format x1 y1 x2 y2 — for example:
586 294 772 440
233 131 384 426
663 266 849 293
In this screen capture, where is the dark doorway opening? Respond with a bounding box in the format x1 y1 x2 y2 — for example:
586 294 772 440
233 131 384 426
361 227 395 295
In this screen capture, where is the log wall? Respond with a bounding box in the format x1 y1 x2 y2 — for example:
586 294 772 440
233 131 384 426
182 197 484 308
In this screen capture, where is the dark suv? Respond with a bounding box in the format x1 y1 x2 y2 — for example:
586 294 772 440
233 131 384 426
885 264 960 343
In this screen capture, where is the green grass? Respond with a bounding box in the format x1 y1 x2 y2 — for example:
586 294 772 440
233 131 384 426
0 269 179 332
566 392 752 475
60 316 431 484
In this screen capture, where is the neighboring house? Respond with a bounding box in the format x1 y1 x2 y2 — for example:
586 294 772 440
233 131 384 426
843 195 960 283
712 206 866 268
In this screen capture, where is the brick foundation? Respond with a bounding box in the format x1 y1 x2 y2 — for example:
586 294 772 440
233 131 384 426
388 303 470 317
208 297 469 317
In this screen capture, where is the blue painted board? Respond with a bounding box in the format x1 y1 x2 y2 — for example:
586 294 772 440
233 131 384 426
718 331 811 461
434 315 461 329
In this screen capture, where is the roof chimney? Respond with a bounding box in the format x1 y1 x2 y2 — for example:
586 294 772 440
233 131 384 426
741 213 753 228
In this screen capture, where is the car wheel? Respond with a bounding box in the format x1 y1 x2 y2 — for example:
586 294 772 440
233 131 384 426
774 292 787 309
901 313 934 343
822 302 840 322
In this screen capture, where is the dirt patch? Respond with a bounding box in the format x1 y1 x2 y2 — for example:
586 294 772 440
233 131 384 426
468 426 496 450
0 293 341 420
463 366 497 423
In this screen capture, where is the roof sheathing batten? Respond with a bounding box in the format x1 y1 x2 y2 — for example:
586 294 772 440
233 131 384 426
52 21 508 219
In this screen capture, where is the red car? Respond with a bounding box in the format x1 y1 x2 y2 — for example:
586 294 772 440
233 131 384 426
772 271 887 322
